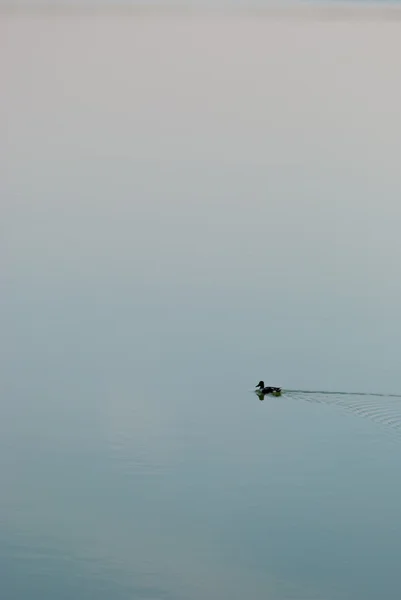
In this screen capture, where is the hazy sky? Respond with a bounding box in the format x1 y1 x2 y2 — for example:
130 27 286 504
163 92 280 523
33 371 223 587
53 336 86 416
2 10 401 393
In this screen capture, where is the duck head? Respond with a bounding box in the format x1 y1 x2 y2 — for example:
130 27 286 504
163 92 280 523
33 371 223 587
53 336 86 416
256 381 265 389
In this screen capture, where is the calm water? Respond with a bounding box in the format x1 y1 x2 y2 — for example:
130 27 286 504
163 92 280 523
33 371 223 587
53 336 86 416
2 8 401 600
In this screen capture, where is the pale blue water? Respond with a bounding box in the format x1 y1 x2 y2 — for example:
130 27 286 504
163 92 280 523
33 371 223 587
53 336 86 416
2 8 401 600
2 377 401 599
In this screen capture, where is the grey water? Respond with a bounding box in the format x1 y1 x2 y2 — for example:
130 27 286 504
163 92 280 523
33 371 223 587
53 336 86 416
2 7 401 600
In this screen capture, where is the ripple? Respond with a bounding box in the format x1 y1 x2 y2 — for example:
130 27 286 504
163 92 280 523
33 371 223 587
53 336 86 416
285 389 401 440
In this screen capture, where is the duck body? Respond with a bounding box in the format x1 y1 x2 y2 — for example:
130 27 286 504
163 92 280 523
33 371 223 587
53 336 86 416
255 381 282 396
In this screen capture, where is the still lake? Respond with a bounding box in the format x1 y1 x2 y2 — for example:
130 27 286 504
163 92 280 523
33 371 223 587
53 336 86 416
2 7 401 600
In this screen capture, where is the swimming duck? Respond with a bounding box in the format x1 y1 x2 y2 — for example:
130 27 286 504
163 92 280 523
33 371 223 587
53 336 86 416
255 381 282 396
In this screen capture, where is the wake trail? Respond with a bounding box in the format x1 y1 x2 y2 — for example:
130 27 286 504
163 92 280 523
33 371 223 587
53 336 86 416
280 389 401 440
284 389 401 399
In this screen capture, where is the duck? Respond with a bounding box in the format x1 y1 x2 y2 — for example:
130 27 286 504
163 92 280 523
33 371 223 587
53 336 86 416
255 381 282 396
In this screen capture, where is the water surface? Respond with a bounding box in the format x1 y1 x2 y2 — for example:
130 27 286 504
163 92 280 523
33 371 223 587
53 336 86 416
2 8 401 600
